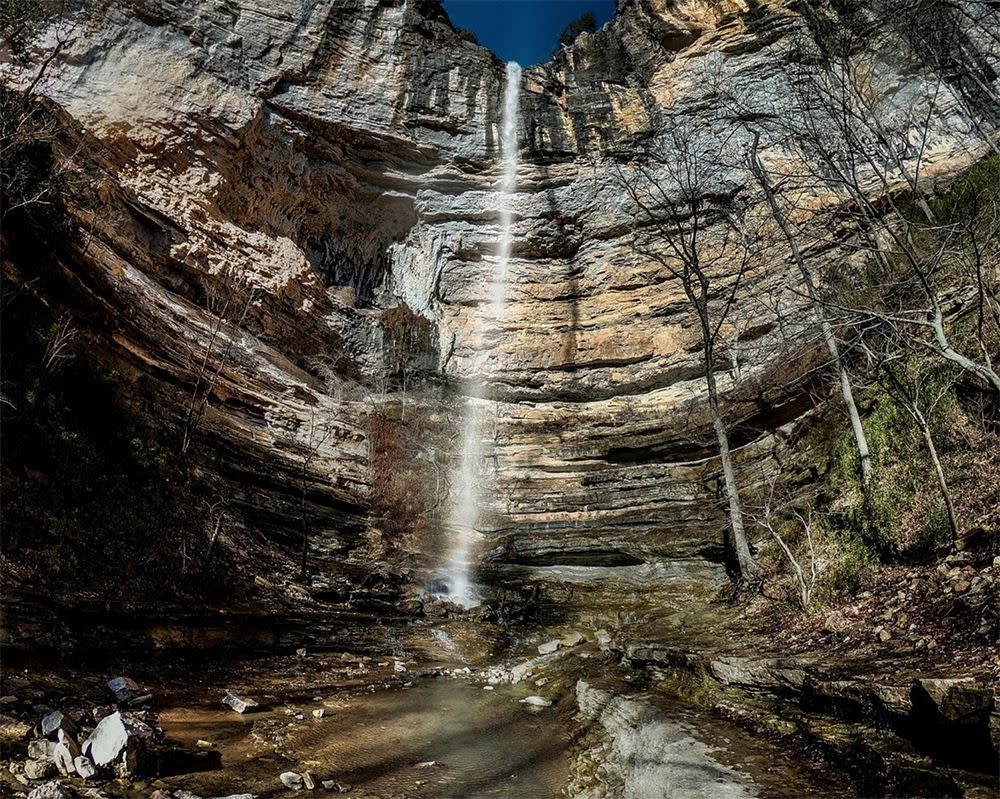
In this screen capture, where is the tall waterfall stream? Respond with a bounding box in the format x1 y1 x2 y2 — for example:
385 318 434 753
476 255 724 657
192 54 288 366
439 61 523 607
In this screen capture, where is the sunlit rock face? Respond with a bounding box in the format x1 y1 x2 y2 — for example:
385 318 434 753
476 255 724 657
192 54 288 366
13 1 998 576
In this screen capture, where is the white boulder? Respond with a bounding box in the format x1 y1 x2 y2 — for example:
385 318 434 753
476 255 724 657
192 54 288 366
222 692 259 714
74 755 96 779
81 710 152 770
279 771 303 789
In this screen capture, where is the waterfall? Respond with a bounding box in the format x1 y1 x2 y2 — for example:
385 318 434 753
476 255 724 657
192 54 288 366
492 61 522 320
437 61 522 607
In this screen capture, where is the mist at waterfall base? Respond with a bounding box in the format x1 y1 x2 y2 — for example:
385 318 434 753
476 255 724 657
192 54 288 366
433 62 522 608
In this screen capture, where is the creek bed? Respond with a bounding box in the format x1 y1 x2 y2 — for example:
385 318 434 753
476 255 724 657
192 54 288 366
3 634 865 799
158 678 571 798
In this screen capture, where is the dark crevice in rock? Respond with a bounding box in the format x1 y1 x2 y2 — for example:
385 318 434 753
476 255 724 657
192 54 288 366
498 550 646 568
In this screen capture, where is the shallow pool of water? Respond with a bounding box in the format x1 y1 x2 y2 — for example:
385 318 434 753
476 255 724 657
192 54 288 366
160 678 571 798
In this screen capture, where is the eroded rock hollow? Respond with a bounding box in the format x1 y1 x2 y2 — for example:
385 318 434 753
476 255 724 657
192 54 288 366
9 0 993 580
2 0 998 796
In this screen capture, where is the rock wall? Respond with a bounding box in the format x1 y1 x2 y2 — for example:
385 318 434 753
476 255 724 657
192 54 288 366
4 0 998 583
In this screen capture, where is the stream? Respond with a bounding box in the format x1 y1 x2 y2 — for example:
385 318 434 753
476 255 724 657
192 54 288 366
159 679 570 799
129 618 849 799
2 561 860 798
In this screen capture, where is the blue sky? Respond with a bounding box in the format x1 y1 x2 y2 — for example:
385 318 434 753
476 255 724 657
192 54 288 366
442 1 617 66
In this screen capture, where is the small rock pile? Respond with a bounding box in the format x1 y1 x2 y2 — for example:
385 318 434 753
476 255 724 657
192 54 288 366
278 770 349 792
4 676 161 797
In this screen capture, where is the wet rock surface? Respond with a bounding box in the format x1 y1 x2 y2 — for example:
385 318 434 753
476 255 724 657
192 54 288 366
574 680 756 799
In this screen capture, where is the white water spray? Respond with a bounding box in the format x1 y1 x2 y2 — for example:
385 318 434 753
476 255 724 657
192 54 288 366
438 61 522 607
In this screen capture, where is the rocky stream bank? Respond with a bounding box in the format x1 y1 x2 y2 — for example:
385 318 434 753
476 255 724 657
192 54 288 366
2 555 997 799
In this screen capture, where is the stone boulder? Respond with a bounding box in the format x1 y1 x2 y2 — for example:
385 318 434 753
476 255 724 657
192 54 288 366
709 656 811 692
0 713 32 745
74 755 96 779
23 758 56 780
538 630 587 654
37 711 75 739
107 676 141 703
27 739 57 760
27 782 65 799
279 771 303 789
914 678 994 725
81 710 154 774
52 742 75 776
222 692 260 714
52 729 81 776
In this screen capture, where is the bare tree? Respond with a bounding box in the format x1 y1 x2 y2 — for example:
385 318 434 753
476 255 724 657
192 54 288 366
859 339 962 542
1 3 93 223
880 0 1000 157
198 495 229 574
746 132 875 486
296 407 334 582
947 162 1000 385
41 311 77 372
708 11 995 561
754 478 820 611
791 34 989 533
776 37 1000 395
617 120 760 582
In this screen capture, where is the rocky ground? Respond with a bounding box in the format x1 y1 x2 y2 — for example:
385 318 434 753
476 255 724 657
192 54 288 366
0 651 421 799
749 554 1000 682
0 626 855 799
4 553 996 799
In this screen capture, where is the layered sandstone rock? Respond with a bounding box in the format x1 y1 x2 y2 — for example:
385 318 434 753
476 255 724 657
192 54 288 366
4 0 997 585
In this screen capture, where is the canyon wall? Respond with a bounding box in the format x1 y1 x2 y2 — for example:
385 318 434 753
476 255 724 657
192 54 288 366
5 0 998 587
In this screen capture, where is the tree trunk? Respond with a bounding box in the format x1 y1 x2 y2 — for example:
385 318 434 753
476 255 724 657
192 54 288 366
932 308 1000 393
203 516 222 573
299 487 309 582
832 330 874 486
704 341 758 581
916 410 960 543
749 148 874 486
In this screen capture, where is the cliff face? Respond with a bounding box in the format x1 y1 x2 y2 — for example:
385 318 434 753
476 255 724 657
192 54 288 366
5 0 998 585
